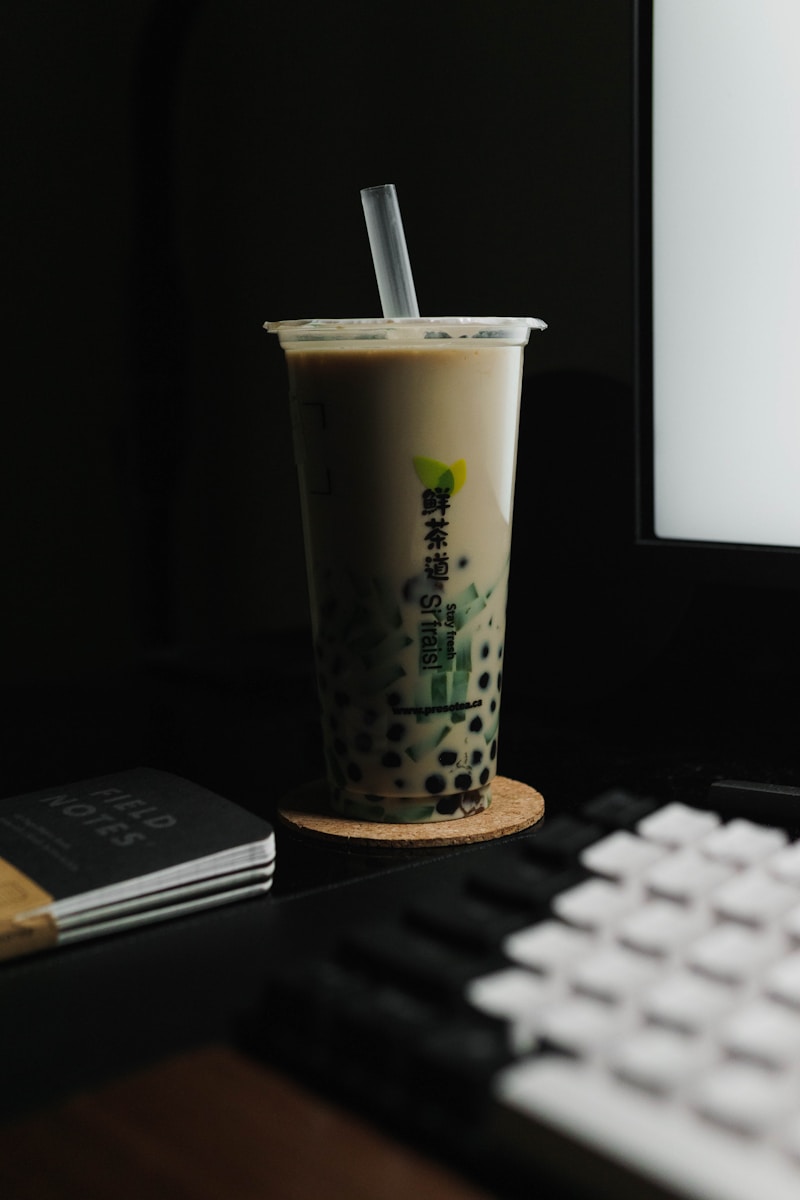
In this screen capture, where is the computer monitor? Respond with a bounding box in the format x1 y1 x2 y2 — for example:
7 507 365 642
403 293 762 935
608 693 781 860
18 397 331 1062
634 0 800 588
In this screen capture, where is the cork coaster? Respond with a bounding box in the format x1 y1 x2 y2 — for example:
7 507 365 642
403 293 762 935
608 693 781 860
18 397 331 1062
277 776 544 849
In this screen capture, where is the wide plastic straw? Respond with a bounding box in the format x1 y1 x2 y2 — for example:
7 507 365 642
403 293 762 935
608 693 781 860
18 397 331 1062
360 184 420 318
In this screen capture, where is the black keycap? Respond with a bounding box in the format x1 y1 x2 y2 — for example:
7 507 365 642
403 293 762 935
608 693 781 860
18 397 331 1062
405 889 531 955
333 983 438 1110
581 789 661 829
709 779 800 834
254 958 368 1075
339 921 497 1001
524 815 605 864
411 1015 514 1120
467 857 585 911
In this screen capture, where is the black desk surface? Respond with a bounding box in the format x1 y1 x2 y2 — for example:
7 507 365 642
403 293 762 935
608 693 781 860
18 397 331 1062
2 605 800 1143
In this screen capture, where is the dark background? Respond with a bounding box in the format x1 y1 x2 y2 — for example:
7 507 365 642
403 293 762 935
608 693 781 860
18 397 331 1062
3 0 799 813
4 1 800 1155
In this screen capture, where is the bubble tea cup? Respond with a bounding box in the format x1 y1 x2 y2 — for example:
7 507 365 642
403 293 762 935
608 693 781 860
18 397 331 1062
267 315 544 822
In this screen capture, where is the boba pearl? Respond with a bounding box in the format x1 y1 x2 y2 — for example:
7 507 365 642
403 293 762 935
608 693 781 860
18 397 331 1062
435 794 460 815
425 774 447 794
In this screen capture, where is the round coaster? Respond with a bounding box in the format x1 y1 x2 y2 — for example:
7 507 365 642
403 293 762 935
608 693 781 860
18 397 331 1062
277 775 544 849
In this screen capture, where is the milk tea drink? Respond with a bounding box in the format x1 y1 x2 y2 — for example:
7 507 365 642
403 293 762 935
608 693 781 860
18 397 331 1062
268 318 544 822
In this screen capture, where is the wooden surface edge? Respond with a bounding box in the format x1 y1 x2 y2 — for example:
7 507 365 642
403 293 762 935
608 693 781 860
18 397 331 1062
0 1046 494 1200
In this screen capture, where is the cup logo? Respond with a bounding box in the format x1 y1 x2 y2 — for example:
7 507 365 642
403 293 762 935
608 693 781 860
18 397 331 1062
412 456 466 495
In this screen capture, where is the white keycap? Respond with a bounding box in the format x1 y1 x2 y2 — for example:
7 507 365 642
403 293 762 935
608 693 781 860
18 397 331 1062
503 919 592 975
642 969 736 1031
568 944 660 1003
466 967 550 1053
487 803 800 1200
579 830 667 880
711 869 799 925
685 923 782 984
782 903 800 942
608 1026 715 1093
551 877 639 930
467 966 549 1018
690 1061 797 1135
636 802 720 847
777 1111 800 1163
767 840 800 884
719 999 800 1068
536 996 624 1055
700 819 788 867
644 846 736 903
494 1057 800 1200
765 951 800 1008
616 899 711 956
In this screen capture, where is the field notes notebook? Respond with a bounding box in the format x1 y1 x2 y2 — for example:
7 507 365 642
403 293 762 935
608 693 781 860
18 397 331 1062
0 768 275 961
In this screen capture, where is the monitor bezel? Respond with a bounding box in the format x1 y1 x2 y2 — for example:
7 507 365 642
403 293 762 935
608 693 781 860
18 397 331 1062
632 0 800 588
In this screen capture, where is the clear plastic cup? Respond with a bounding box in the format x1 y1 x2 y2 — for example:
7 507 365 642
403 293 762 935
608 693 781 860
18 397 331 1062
268 316 545 822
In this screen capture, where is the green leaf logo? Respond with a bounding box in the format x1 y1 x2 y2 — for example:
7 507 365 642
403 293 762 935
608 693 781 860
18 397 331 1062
413 456 467 495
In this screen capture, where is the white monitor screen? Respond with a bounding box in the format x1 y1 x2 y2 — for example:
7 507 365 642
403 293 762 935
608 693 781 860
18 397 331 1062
652 0 800 548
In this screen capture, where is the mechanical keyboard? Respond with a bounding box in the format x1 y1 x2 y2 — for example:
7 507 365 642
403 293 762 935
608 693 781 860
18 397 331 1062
247 784 800 1200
